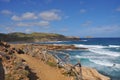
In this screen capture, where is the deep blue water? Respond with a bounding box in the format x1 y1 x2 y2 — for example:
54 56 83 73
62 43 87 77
37 38 120 80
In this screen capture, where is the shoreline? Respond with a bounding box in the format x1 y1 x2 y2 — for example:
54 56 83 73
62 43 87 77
0 41 110 80
12 43 110 80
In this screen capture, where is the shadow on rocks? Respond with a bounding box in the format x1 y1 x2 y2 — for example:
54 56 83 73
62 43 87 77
0 57 5 80
25 66 39 80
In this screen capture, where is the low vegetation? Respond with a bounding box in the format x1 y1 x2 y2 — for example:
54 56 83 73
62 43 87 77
0 32 80 42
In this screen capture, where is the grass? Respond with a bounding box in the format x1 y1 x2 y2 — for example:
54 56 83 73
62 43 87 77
46 61 57 67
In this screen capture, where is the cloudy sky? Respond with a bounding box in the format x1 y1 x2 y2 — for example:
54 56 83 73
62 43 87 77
0 0 120 37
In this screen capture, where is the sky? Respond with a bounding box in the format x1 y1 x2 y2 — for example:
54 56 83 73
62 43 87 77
0 0 120 37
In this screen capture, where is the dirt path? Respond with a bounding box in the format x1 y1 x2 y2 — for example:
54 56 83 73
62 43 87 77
16 54 71 80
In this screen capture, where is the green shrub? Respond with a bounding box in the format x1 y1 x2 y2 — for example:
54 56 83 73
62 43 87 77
46 61 57 67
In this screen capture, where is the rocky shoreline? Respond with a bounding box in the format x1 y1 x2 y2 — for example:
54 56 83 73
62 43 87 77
0 41 110 80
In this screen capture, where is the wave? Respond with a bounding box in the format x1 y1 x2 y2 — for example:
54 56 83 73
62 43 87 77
73 55 113 59
90 59 113 66
74 44 107 49
74 44 120 57
81 40 87 42
108 45 120 48
89 48 120 57
74 44 120 49
89 59 120 69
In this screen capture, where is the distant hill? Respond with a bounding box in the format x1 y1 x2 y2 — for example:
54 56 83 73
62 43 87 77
0 32 80 42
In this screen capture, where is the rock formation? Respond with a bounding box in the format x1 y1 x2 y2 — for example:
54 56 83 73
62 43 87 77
0 55 5 80
0 41 110 80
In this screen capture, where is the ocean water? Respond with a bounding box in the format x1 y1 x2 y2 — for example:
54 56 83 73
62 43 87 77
38 38 120 80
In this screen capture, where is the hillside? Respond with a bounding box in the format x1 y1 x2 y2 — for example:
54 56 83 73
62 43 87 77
0 32 80 42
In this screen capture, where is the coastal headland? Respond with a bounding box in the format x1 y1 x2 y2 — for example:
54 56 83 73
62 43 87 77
0 32 80 42
0 41 110 80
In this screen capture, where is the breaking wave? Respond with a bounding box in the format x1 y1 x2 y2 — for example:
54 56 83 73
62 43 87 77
89 59 120 69
108 45 120 48
74 44 107 49
74 44 120 57
81 40 87 42
89 48 120 57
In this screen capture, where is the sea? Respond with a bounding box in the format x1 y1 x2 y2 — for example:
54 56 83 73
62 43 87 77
37 38 120 80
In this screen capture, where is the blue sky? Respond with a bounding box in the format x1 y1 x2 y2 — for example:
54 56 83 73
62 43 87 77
0 0 120 37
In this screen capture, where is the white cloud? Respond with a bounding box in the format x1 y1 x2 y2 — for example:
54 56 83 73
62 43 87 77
80 9 87 13
1 10 12 15
16 21 49 27
11 12 38 21
25 29 32 33
116 7 120 11
37 21 49 26
11 9 63 21
22 12 37 20
81 21 92 26
12 15 21 21
39 10 61 21
16 22 30 27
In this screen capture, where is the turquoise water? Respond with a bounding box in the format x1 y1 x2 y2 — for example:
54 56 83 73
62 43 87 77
37 38 120 80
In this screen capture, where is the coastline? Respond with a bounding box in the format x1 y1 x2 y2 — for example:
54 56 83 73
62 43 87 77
0 41 110 80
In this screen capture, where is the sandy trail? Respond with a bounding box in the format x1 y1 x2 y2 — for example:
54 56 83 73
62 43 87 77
16 54 71 80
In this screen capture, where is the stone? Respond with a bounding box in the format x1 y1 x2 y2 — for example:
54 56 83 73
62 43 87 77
0 55 5 80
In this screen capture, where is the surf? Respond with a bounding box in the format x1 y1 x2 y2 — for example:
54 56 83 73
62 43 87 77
89 48 120 57
89 59 120 69
74 44 107 49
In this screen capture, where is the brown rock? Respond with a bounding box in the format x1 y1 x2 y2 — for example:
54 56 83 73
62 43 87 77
0 55 5 80
82 67 110 80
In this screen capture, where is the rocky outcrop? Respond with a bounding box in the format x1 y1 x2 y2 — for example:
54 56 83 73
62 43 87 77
75 66 110 80
0 41 29 80
0 41 110 80
0 55 5 80
16 43 110 80
30 44 87 50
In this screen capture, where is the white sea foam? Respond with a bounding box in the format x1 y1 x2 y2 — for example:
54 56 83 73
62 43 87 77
89 59 113 66
74 55 81 58
108 45 120 48
74 44 120 57
74 44 120 49
89 48 120 57
74 44 107 49
81 40 87 42
73 55 112 59
115 64 120 69
89 59 120 69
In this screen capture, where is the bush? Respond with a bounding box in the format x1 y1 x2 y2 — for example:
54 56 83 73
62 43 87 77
46 61 57 67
